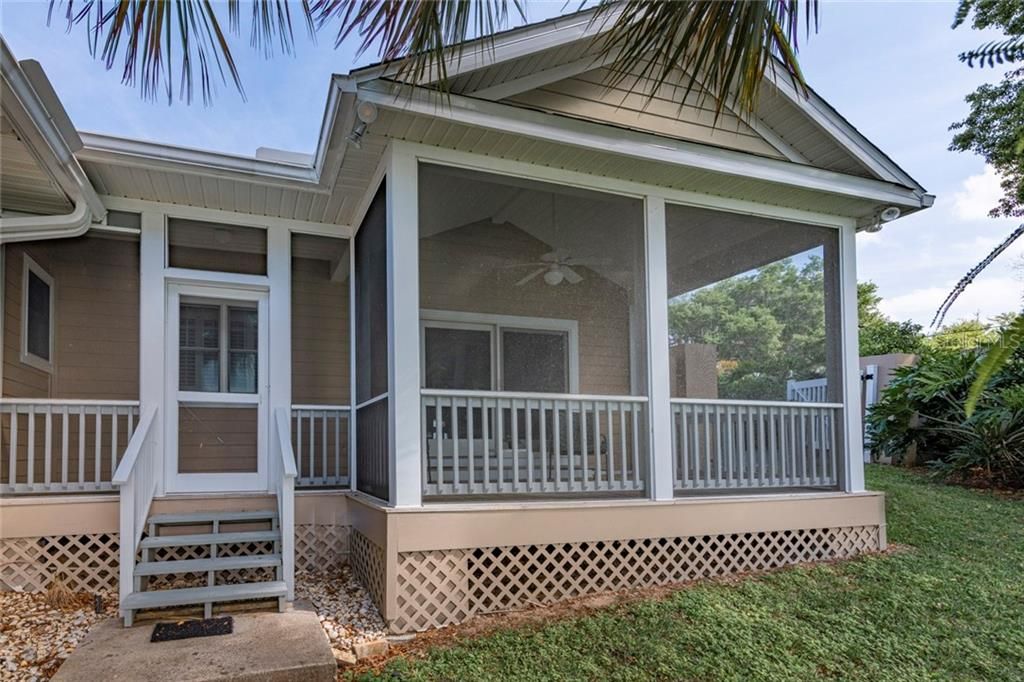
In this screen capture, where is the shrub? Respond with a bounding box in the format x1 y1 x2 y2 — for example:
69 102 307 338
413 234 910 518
867 343 1024 488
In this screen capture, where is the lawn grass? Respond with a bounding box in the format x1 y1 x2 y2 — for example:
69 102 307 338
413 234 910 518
354 466 1024 681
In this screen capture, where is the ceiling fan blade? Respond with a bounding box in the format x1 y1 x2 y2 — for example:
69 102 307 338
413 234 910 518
565 257 612 267
560 265 583 284
515 267 547 286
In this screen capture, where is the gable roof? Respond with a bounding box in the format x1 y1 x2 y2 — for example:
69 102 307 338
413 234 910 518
1 8 931 240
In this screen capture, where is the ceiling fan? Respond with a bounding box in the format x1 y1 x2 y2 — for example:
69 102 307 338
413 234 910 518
507 249 610 286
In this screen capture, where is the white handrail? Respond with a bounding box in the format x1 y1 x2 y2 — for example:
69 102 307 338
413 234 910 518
671 397 842 409
422 388 650 403
274 407 296 601
112 406 159 622
0 398 141 406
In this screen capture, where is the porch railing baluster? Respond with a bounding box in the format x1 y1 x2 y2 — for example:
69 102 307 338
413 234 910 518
670 398 842 493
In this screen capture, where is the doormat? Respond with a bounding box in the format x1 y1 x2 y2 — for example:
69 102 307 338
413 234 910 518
151 616 233 642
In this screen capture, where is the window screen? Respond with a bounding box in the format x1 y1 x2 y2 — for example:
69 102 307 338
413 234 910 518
25 269 51 362
424 327 492 390
502 329 568 393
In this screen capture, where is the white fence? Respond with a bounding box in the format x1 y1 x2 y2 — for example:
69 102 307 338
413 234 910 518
421 389 647 496
672 399 842 490
291 405 350 488
1 399 141 494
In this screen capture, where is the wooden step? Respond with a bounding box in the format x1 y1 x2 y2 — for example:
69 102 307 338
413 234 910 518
121 580 287 611
148 510 278 526
134 554 281 577
139 530 280 550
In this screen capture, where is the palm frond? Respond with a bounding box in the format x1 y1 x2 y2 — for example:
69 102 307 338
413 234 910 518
931 224 1024 328
960 35 1024 68
592 0 818 120
967 313 1024 416
311 0 524 90
49 1 312 104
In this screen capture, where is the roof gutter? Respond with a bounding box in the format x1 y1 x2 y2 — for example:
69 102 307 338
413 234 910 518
0 40 105 244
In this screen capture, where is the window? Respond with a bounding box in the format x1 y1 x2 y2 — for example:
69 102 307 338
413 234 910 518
21 255 54 372
179 300 258 393
421 312 576 393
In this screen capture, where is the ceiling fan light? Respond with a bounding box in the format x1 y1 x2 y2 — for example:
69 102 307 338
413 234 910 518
543 268 564 286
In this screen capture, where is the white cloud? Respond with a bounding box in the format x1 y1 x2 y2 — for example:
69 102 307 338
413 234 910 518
879 276 1023 328
952 165 1006 222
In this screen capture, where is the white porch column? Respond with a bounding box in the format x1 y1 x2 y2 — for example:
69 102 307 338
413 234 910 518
267 227 292 487
644 196 674 501
139 211 166 495
387 145 423 507
839 222 866 492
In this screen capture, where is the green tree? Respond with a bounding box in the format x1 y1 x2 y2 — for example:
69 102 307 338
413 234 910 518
928 319 998 352
857 282 924 356
669 257 826 400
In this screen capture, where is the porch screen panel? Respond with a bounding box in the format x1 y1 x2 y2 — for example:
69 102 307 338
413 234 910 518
418 163 650 496
168 218 267 275
665 203 844 491
291 234 351 484
354 183 390 501
178 406 258 473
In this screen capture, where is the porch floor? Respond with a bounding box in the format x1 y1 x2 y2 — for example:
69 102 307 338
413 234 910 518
52 600 335 682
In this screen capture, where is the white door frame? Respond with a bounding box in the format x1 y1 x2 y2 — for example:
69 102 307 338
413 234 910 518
165 281 270 493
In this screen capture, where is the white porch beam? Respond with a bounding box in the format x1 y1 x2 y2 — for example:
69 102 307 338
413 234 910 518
839 222 865 492
387 144 423 507
644 196 674 501
138 211 166 496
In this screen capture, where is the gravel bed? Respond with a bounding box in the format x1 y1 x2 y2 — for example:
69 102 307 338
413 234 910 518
295 567 387 654
0 590 116 681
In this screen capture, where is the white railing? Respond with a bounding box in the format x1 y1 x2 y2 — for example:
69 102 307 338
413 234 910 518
787 378 829 403
291 405 350 488
274 407 297 601
422 389 648 496
1 399 141 494
111 406 159 616
672 399 842 491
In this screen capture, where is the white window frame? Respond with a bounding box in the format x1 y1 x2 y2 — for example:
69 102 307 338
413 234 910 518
20 254 55 373
420 309 580 392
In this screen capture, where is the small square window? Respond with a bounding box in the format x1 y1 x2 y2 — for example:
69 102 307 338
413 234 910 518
20 254 54 372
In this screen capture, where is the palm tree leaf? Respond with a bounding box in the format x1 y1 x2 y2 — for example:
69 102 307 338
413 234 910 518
966 314 1024 416
49 0 310 104
931 224 1024 328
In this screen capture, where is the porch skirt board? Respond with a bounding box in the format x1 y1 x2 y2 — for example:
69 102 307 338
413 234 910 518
0 523 352 594
389 524 883 633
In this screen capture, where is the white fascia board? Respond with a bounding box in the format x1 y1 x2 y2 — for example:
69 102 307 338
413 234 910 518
358 80 931 210
768 69 928 195
346 6 622 86
1 41 105 220
78 132 328 193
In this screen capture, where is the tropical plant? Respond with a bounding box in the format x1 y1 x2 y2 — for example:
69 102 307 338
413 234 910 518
867 341 1024 488
48 0 820 116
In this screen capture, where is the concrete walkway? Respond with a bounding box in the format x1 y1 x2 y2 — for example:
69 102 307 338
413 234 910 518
53 602 336 682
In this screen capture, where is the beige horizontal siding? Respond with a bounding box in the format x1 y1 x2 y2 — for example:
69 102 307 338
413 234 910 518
503 62 783 159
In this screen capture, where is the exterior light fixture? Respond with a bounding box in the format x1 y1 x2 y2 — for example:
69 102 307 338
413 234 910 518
347 101 379 149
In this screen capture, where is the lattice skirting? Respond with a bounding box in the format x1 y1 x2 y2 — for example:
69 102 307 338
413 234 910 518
1 534 119 592
296 523 350 573
1 524 351 594
349 529 386 614
392 525 881 633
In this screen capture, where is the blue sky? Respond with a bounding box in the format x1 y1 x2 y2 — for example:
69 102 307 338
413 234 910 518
1 1 1020 328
